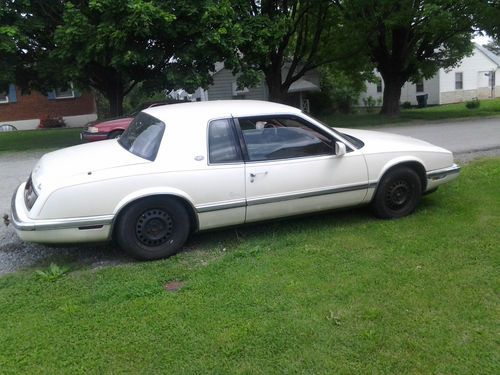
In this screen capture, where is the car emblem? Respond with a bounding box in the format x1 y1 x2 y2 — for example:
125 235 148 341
194 155 204 161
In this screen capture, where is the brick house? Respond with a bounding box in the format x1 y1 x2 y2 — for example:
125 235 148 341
0 84 97 130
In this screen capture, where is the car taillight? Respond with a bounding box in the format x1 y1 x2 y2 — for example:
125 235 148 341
24 175 38 210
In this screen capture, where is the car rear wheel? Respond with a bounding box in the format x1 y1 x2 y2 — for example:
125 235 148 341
107 130 123 139
371 167 422 219
115 197 190 260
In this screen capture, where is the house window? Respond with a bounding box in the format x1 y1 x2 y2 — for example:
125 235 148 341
455 72 463 90
0 91 8 104
416 81 424 93
55 83 75 99
376 79 383 93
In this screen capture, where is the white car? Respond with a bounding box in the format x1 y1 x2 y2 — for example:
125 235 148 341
11 100 460 260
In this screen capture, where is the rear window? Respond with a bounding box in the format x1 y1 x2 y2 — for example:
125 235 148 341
119 112 165 161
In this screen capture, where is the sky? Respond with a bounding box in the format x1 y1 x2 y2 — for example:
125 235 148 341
473 34 492 46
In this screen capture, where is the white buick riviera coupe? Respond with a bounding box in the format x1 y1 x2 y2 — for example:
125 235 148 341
12 101 460 260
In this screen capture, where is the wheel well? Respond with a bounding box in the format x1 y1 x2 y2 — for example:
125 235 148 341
112 194 199 239
382 161 427 191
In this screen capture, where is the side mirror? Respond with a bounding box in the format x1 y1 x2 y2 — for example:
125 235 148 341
335 141 346 156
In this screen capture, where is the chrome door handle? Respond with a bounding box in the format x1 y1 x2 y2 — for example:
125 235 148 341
250 171 268 183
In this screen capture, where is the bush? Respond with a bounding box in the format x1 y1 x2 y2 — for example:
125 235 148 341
402 101 412 109
363 96 377 113
38 115 66 129
465 98 480 109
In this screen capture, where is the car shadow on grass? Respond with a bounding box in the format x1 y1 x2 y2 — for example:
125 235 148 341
13 195 443 275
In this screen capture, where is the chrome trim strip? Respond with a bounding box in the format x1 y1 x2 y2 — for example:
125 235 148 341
247 182 376 206
11 190 113 232
427 164 461 180
196 182 374 213
196 200 246 213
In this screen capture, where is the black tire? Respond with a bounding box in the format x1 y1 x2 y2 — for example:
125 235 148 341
115 197 190 260
107 130 123 139
371 167 422 219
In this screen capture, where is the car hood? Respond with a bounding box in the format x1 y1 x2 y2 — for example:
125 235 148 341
93 116 133 129
31 140 148 192
337 128 450 154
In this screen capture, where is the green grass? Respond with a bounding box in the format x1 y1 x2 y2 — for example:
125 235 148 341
320 98 500 128
0 127 83 152
0 158 498 374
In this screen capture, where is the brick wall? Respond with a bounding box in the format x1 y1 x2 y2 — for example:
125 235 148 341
0 86 96 122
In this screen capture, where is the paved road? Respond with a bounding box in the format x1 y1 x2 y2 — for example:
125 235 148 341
1 117 499 275
378 117 500 158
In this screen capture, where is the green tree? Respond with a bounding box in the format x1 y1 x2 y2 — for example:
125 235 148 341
216 0 365 103
339 0 480 115
0 1 64 92
49 0 224 116
477 0 500 40
0 1 19 88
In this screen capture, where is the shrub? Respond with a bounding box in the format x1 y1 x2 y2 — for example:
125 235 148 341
465 98 480 109
363 96 377 113
38 114 66 129
402 101 412 109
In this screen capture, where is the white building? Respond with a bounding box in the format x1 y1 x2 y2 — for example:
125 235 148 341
360 44 500 106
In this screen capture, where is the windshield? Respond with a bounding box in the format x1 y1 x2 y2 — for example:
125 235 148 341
303 112 363 149
118 112 165 161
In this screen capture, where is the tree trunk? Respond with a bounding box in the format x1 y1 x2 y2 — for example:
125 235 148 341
265 69 287 103
107 88 125 117
380 77 403 116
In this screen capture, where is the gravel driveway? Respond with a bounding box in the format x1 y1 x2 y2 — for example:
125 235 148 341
1 117 499 275
0 150 129 275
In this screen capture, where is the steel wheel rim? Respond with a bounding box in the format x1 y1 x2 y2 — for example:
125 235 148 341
135 209 173 247
385 180 412 210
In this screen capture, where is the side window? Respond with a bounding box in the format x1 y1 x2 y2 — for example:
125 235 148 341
208 119 242 164
237 116 334 162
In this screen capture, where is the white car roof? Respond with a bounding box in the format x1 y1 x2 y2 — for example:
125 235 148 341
142 100 303 124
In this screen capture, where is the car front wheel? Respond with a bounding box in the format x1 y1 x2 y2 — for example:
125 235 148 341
371 167 422 219
115 197 190 260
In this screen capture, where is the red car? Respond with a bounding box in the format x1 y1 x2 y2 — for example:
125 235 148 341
80 101 175 141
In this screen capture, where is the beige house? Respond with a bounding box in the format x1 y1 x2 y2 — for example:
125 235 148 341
360 44 500 106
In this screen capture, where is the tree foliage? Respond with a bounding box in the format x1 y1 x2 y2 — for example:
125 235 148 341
1 0 229 116
0 1 64 92
211 0 367 103
338 0 480 115
477 0 500 40
51 0 227 115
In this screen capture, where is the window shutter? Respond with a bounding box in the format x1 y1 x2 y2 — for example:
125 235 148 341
73 89 81 98
8 84 17 103
47 90 56 100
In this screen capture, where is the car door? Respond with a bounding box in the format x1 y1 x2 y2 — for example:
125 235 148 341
196 118 246 229
236 115 369 223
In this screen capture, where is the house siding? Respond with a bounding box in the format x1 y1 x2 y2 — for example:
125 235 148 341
359 73 440 106
438 48 498 104
207 69 268 101
360 45 499 107
0 86 97 130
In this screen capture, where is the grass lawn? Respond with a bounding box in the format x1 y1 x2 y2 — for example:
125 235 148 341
320 98 500 128
0 158 498 374
0 127 83 153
